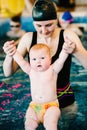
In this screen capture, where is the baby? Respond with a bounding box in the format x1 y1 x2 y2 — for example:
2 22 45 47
13 42 74 130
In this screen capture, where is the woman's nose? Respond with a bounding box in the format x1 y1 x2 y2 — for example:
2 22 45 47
41 26 47 34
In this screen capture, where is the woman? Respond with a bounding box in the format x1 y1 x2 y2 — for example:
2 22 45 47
3 0 87 127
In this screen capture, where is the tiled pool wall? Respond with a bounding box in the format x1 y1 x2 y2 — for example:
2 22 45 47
0 16 87 37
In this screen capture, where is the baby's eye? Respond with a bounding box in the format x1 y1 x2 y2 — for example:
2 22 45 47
41 57 45 59
32 58 36 61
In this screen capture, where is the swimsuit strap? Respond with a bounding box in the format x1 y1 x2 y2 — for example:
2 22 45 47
31 32 37 47
58 29 64 53
52 29 64 63
28 32 37 62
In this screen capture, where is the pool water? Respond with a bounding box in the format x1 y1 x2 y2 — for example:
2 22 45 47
0 27 87 129
0 16 87 38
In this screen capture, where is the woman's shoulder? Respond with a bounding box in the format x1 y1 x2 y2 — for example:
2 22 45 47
55 28 63 36
20 32 33 42
63 28 82 47
63 28 78 38
18 32 34 51
22 32 33 38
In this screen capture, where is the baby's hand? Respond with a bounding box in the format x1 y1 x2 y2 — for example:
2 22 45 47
63 36 76 54
3 40 17 57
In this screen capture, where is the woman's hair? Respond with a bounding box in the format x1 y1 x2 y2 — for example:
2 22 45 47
32 0 57 21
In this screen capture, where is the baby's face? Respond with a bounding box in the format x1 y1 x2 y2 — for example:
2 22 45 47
30 49 51 71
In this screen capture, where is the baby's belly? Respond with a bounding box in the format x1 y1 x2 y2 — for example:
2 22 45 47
32 94 57 104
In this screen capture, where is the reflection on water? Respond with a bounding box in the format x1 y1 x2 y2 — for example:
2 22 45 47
0 33 87 130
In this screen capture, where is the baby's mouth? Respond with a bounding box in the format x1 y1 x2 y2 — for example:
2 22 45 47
37 65 42 67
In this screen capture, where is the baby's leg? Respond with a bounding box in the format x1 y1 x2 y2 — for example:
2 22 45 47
43 106 61 130
25 107 38 130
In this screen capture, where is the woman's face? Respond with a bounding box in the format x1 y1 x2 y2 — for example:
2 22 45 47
33 20 57 38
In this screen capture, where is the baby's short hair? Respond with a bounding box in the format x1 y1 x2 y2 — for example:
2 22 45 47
30 43 51 55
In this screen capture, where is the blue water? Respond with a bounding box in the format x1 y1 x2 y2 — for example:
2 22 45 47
74 16 87 23
0 17 35 37
0 16 87 37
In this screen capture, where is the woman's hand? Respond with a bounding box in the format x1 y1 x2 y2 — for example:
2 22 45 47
3 40 16 57
63 36 76 54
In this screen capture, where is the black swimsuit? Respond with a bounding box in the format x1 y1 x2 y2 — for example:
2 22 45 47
28 30 75 108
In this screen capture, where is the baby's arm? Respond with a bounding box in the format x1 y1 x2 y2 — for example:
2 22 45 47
13 51 31 74
63 36 76 54
53 39 75 73
53 49 68 73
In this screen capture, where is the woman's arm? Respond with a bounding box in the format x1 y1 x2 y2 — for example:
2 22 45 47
3 40 19 77
3 32 32 77
64 29 87 69
73 43 87 69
